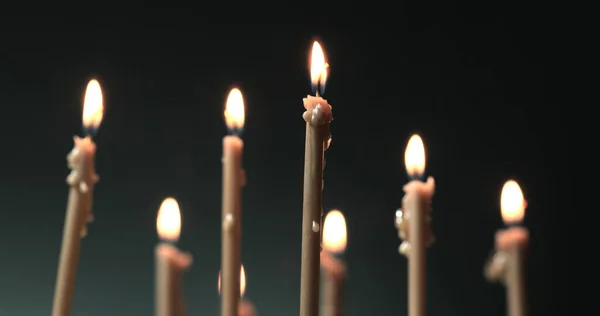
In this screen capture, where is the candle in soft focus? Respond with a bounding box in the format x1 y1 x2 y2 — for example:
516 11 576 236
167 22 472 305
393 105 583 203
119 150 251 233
404 134 425 178
224 88 245 131
218 265 246 296
157 198 181 241
501 180 526 225
82 79 104 130
323 210 347 254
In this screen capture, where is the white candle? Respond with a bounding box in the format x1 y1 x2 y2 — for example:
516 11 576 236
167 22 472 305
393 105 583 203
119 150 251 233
300 41 333 316
485 180 528 316
52 79 103 316
221 88 246 316
395 134 435 316
155 198 192 316
321 210 347 316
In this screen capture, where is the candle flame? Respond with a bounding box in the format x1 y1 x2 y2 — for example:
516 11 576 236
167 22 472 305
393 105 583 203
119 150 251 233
156 197 181 241
224 88 245 131
323 210 347 253
404 134 426 178
217 265 246 297
82 79 104 131
500 180 526 224
310 41 328 95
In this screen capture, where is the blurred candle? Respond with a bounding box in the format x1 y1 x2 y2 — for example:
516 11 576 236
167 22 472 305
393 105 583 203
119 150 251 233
300 41 333 316
155 198 192 316
218 265 256 316
396 134 435 316
52 79 103 316
485 180 528 316
222 88 246 316
320 210 347 316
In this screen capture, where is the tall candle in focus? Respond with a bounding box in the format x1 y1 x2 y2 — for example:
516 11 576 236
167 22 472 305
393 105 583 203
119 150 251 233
219 265 256 316
155 198 192 316
485 180 528 316
320 210 347 316
395 134 435 316
300 41 333 316
52 79 103 316
221 88 246 316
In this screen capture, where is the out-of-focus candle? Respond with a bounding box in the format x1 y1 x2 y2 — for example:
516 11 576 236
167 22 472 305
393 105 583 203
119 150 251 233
218 265 255 316
320 210 347 316
395 134 435 316
221 88 246 316
485 180 529 316
52 79 104 316
155 198 192 316
300 41 333 316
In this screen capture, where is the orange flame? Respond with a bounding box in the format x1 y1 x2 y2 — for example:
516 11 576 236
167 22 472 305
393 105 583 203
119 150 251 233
82 79 104 129
224 88 245 130
156 197 181 241
500 180 526 224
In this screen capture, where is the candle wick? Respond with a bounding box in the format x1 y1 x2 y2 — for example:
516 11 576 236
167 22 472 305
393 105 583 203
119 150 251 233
82 125 98 138
228 127 243 137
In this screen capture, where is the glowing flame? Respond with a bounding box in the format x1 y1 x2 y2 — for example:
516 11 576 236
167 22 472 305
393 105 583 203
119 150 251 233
323 210 347 253
224 88 245 130
217 265 246 297
404 134 426 178
310 41 328 94
156 197 181 241
82 79 104 129
500 180 526 224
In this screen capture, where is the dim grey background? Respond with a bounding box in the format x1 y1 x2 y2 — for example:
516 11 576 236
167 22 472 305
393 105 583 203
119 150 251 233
0 5 560 316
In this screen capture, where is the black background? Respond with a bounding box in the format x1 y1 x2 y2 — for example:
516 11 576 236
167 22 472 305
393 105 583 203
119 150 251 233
0 6 557 316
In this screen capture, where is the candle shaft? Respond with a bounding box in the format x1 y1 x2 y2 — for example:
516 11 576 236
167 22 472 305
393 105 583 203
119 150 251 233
155 243 192 316
506 244 526 316
221 136 243 316
300 123 326 316
52 137 96 316
322 270 343 316
407 189 427 316
52 187 88 316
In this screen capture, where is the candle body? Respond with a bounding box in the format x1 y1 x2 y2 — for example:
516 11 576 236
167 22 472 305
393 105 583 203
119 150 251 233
300 95 332 316
222 136 244 316
52 136 98 316
155 243 192 316
496 227 528 316
402 178 435 316
320 252 345 316
238 299 256 316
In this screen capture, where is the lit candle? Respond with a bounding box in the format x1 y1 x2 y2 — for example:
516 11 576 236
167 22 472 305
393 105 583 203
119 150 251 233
221 88 246 316
219 265 256 316
320 210 347 316
484 180 528 316
52 79 103 316
394 134 435 316
155 198 192 316
300 40 333 316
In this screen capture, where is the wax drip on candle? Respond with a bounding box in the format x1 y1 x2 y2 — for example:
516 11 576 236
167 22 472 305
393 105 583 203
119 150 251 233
395 177 436 256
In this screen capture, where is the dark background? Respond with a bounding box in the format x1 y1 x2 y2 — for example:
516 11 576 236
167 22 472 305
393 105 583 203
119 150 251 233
0 6 557 316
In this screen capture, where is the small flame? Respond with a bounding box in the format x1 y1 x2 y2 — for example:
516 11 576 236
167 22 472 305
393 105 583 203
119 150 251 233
310 41 328 95
323 210 347 253
224 88 245 131
156 197 181 241
217 265 246 297
82 79 104 130
500 180 526 224
404 134 426 178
